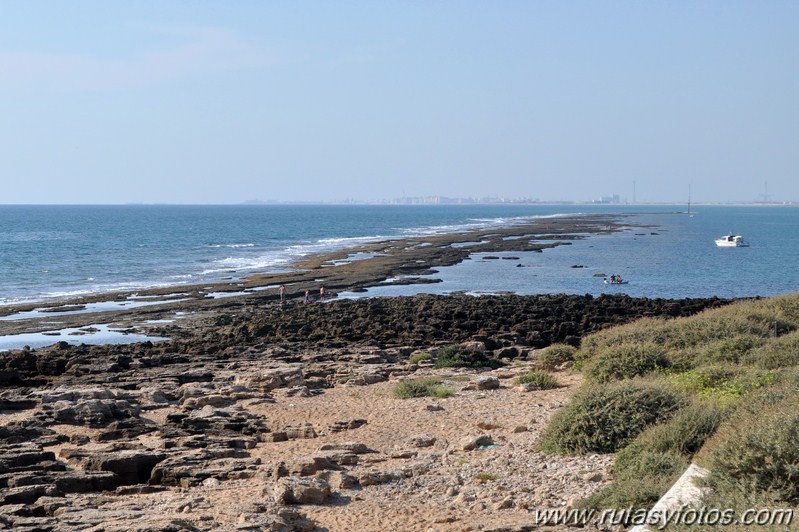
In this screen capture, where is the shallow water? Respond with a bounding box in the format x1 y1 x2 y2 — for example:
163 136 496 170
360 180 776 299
0 324 168 351
0 204 797 305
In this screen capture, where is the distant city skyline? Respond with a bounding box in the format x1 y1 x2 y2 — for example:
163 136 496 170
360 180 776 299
2 2 798 204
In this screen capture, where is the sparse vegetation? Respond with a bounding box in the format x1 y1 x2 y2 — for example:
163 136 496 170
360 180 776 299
697 376 799 505
408 352 433 364
513 370 560 390
536 343 576 370
393 377 453 399
474 471 499 483
434 345 504 369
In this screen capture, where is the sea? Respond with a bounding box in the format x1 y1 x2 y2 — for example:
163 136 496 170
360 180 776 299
1 204 798 307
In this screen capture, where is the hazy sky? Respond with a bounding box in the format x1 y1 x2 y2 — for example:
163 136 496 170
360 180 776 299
2 2 797 204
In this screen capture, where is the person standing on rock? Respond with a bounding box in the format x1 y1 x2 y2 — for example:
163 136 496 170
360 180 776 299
319 286 325 302
304 290 310 304
278 285 286 304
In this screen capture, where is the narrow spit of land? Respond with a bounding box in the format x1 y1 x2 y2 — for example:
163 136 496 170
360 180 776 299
0 214 735 531
0 214 626 337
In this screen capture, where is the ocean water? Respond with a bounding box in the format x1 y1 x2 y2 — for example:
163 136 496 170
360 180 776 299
0 204 797 305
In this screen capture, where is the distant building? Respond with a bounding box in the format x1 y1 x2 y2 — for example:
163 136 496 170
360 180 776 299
595 194 621 204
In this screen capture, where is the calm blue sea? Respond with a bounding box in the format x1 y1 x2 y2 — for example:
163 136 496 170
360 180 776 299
0 204 797 305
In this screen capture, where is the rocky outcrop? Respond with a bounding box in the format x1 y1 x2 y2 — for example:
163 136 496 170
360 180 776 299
0 293 732 529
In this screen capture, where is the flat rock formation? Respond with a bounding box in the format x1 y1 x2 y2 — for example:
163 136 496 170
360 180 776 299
0 293 731 531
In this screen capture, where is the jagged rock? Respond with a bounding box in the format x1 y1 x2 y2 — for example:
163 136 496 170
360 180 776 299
6 470 117 493
357 469 406 486
316 470 358 490
59 447 166 485
271 476 331 505
180 394 236 409
409 435 436 448
43 398 140 427
283 424 317 440
317 442 372 454
460 434 494 451
237 367 305 392
1 484 52 505
474 376 500 390
164 406 272 439
329 419 367 433
149 449 258 487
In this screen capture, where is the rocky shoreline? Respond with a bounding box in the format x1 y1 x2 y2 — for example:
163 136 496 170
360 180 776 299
0 214 736 531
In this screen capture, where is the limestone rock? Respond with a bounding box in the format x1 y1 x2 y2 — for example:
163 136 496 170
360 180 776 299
271 476 332 505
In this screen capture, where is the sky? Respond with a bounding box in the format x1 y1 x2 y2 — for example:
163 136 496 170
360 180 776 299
1 2 798 204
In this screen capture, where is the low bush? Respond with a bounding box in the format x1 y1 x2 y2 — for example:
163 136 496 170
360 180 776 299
393 377 452 399
434 345 503 369
616 401 726 465
668 366 777 403
742 331 799 369
408 352 432 365
580 400 726 512
513 370 560 390
537 343 576 370
583 343 669 382
474 472 498 483
579 476 674 513
699 334 767 363
703 398 799 504
537 380 686 455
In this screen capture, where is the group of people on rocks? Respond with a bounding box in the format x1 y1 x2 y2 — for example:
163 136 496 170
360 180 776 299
277 284 326 305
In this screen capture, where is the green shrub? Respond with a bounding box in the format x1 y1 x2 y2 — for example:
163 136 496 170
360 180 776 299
699 334 767 363
474 472 498 483
579 477 673 513
616 401 726 464
704 398 799 504
584 343 669 382
394 377 453 399
537 380 687 455
583 401 725 514
514 370 560 390
742 331 799 369
668 366 777 403
434 345 503 369
408 352 432 365
577 298 799 365
537 344 577 370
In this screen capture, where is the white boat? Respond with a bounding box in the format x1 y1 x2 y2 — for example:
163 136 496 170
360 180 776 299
715 234 748 247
